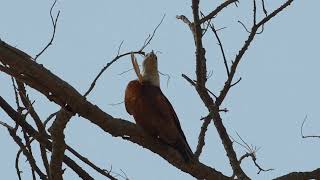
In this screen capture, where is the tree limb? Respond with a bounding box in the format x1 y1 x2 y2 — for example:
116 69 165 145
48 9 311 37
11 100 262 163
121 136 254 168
0 39 229 180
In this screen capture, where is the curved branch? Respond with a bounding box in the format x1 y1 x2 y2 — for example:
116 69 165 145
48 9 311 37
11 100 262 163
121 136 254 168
0 38 229 180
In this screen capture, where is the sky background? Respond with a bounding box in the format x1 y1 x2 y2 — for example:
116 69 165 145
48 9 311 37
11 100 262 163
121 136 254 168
0 0 319 179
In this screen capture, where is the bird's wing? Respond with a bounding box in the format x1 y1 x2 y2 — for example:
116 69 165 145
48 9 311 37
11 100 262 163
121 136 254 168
124 80 141 115
145 86 192 151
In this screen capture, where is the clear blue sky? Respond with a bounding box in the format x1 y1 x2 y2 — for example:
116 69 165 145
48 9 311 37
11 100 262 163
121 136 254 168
1 0 319 179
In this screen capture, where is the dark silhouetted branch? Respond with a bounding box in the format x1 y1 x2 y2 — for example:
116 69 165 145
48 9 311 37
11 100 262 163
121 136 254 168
0 40 230 180
0 96 94 180
199 0 238 24
275 168 320 180
300 116 320 139
194 116 211 159
34 0 60 61
48 110 72 180
84 15 165 97
209 23 229 76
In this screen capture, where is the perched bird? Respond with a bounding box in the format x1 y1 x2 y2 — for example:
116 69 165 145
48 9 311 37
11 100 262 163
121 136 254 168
124 51 193 162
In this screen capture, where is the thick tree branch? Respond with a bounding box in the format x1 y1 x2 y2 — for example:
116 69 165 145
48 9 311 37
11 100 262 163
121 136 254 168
0 96 95 180
274 168 320 180
0 39 229 180
48 110 72 180
191 1 249 179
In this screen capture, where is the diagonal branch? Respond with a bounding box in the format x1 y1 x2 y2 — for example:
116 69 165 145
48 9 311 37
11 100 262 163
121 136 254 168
199 0 238 24
16 81 51 178
209 23 230 76
194 116 211 159
0 96 95 180
5 125 47 180
216 0 294 107
0 39 229 180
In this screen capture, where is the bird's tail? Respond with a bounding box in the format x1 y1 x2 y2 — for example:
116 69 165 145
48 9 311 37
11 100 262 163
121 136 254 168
176 140 194 162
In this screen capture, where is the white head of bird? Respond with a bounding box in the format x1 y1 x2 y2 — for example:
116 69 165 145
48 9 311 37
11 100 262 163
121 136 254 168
141 51 160 87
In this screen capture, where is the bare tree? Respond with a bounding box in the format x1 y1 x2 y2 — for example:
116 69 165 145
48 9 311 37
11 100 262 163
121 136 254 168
0 0 319 179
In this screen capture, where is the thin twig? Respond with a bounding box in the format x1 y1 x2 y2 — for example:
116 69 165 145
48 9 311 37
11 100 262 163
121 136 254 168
261 0 268 16
238 20 251 33
44 111 59 128
182 74 217 98
230 77 242 87
84 15 165 97
108 101 124 106
301 115 320 139
199 0 238 24
66 146 117 180
15 146 23 180
209 23 230 76
158 71 171 88
8 127 48 180
231 133 273 174
16 81 51 178
253 0 257 25
34 0 60 60
11 77 22 113
216 0 294 107
139 14 165 51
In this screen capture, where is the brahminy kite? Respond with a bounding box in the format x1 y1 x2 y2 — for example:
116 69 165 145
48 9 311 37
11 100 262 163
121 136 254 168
124 51 193 162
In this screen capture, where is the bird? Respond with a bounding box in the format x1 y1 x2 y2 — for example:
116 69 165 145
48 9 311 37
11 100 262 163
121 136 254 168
124 51 194 162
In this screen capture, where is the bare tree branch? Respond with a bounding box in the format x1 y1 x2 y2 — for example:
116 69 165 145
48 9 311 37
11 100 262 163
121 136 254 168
0 96 95 180
7 126 47 180
181 74 217 98
300 115 320 139
209 23 230 76
176 15 194 34
274 168 320 180
16 81 51 178
199 0 238 24
48 109 72 180
84 15 165 97
216 0 294 107
0 40 230 180
194 116 211 159
231 133 273 174
34 0 60 61
191 0 249 178
66 146 117 180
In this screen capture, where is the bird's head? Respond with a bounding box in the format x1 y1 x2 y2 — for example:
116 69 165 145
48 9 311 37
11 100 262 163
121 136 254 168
141 51 160 87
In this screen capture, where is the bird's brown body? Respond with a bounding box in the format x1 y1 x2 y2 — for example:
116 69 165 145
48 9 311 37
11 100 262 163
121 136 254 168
125 80 193 161
124 52 193 161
